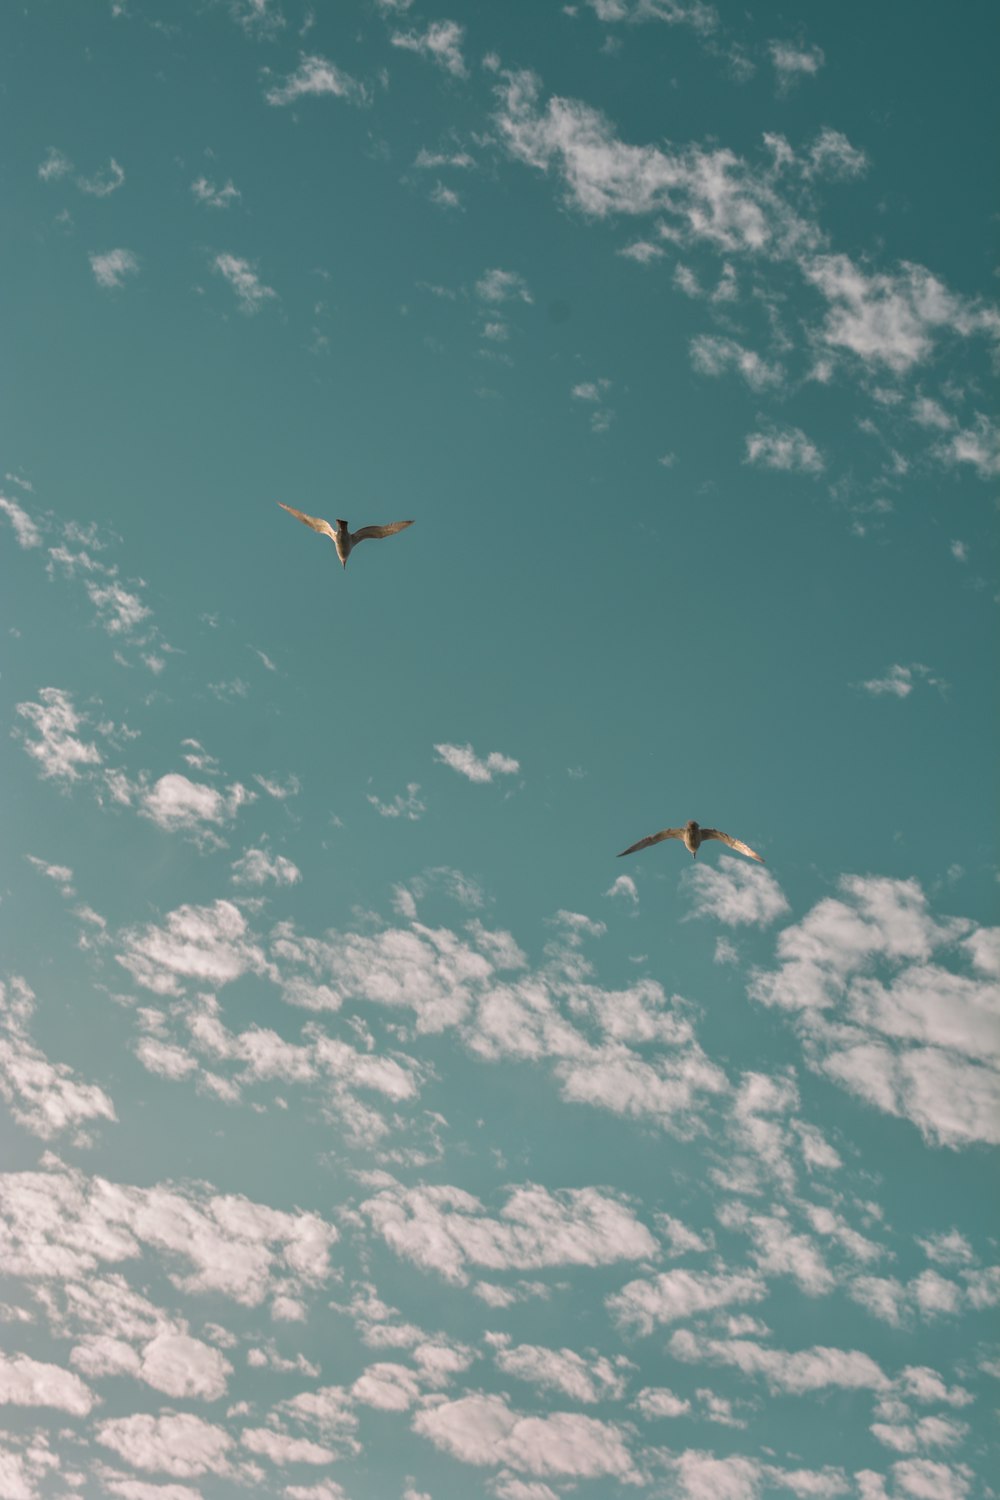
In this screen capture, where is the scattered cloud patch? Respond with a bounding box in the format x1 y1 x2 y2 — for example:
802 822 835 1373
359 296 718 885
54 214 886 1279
687 856 789 926
434 743 519 783
745 426 824 473
368 783 427 820
231 847 302 886
769 40 825 91
213 254 277 314
90 249 139 289
691 335 784 390
264 54 366 106
0 493 42 548
390 20 467 78
192 177 241 208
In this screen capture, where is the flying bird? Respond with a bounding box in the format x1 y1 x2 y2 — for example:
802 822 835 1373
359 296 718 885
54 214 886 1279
618 819 764 863
277 503 414 568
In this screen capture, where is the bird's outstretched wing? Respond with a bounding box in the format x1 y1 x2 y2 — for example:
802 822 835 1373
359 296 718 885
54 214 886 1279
350 521 415 545
700 828 765 863
277 502 337 541
617 827 685 858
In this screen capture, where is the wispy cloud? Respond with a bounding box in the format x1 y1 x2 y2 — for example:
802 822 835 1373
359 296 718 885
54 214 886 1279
192 176 241 208
231 846 302 886
390 20 467 78
140 773 253 839
0 492 42 548
264 53 366 107
434 743 519 783
936 414 1000 478
691 335 784 390
212 253 277 314
89 249 139 289
367 782 426 820
77 157 125 197
769 40 825 92
857 663 947 698
15 687 104 782
475 267 532 304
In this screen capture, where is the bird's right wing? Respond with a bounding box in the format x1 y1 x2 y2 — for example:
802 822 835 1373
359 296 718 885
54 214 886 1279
617 827 684 857
351 521 415 544
277 502 337 541
700 829 765 863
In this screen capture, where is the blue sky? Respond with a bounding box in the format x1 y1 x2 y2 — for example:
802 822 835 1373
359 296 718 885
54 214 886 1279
1 2 998 1498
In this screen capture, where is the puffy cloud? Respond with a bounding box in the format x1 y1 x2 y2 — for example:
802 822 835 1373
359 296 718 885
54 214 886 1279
0 976 116 1144
608 1268 766 1335
0 1350 94 1414
475 269 533 304
231 847 302 886
668 1329 889 1394
264 54 367 107
96 1413 233 1478
85 581 151 636
691 335 784 390
90 249 139 288
488 1335 631 1403
749 877 1000 1147
413 1393 638 1479
769 40 825 90
241 1428 336 1464
686 857 789 927
361 1178 655 1285
434 743 520 783
936 414 1000 479
117 900 272 996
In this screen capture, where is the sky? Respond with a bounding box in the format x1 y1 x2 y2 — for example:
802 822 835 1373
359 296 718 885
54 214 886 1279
0 2 998 1498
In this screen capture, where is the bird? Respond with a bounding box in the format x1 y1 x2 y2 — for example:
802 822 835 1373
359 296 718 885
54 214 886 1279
277 502 414 568
617 819 764 863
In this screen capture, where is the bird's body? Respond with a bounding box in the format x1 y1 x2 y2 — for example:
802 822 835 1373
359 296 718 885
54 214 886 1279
618 819 764 863
277 503 413 568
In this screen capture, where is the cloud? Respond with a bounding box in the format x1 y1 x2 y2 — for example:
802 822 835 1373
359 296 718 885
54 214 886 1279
14 687 103 781
141 773 252 838
475 268 533 304
85 581 151 635
390 20 467 78
769 40 825 91
231 847 302 886
117 899 273 995
367 782 426 820
192 176 241 208
857 663 947 698
0 493 42 547
936 414 1000 478
691 335 785 390
38 147 73 181
584 0 718 33
749 877 1000 1147
24 855 75 895
241 1429 336 1465
605 874 638 905
0 976 117 1144
77 158 125 197
488 1334 630 1403
608 1269 766 1335
686 856 789 926
745 426 824 473
805 128 868 181
413 1393 638 1480
0 1350 94 1415
802 256 999 374
90 249 139 288
669 1329 889 1394
264 53 366 106
434 743 520 783
96 1413 234 1478
360 1178 656 1285
213 254 277 313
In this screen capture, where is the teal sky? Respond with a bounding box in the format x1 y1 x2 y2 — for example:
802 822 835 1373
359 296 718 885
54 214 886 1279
1 3 998 1498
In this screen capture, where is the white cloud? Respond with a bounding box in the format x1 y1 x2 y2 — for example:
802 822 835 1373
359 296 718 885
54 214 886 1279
936 414 1000 478
434 742 520 783
475 268 532 304
669 1329 889 1394
367 782 427 820
85 580 151 635
390 20 467 78
413 1393 638 1480
769 40 825 90
213 254 277 314
241 1428 336 1464
489 1334 630 1402
264 54 367 106
15 687 103 782
0 494 42 548
584 0 718 32
361 1178 655 1285
0 976 117 1145
605 874 638 905
117 899 273 995
0 1350 94 1415
90 249 139 288
139 1331 233 1400
608 1268 766 1335
191 176 241 208
805 128 868 180
77 158 125 197
141 774 251 838
745 426 824 474
97 1413 233 1478
687 856 789 926
24 855 74 894
38 147 72 181
691 335 784 390
231 847 302 886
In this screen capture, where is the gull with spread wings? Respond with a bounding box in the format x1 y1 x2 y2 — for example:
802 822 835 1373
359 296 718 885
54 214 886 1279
277 502 414 568
618 819 764 863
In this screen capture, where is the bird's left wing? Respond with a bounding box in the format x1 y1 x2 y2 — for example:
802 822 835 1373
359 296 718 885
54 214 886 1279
617 827 684 858
700 829 765 863
277 502 337 540
350 520 415 544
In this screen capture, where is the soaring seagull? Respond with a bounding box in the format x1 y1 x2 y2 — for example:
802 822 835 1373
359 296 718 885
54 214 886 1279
618 819 764 863
277 503 414 568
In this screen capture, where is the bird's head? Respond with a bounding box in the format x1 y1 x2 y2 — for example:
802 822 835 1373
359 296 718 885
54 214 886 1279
686 820 699 833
